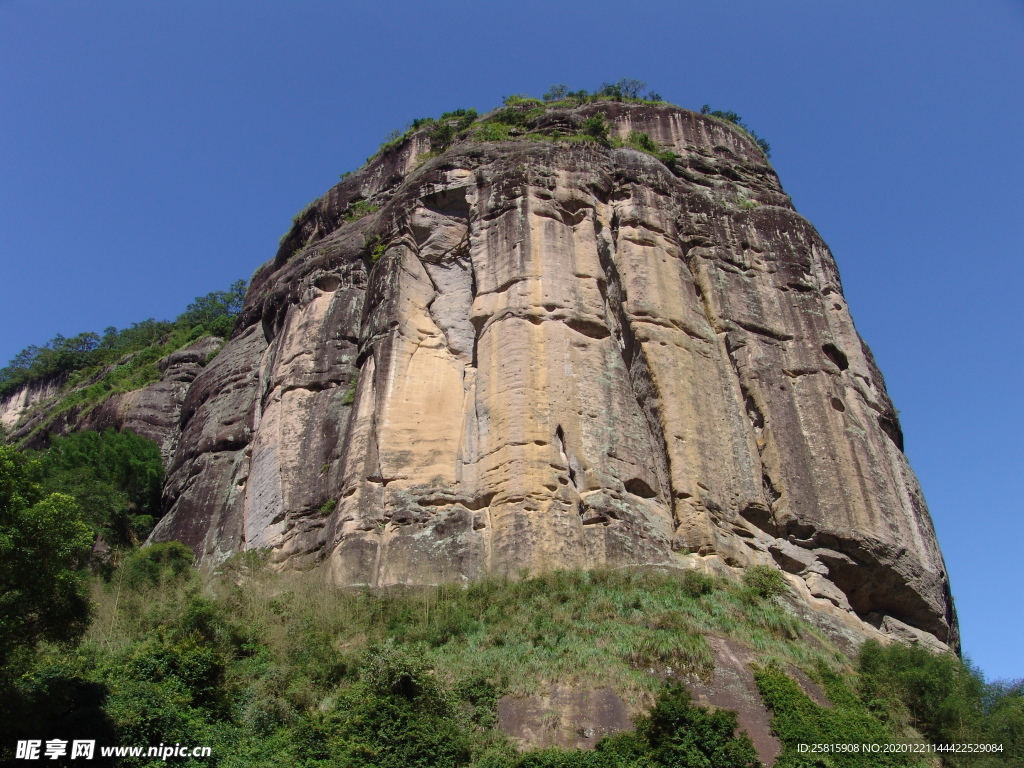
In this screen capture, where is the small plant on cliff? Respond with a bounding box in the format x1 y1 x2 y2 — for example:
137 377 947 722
502 93 543 107
342 198 379 222
617 130 678 166
581 113 610 143
428 108 479 151
742 564 789 600
341 380 356 405
475 121 512 142
370 238 388 263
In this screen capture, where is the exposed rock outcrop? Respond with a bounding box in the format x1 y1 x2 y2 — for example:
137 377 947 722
3 336 222 460
1 373 67 430
89 102 956 647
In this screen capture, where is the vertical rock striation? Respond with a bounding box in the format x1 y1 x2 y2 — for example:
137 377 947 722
148 102 956 647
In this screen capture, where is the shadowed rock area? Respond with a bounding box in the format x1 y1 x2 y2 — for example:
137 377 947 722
116 101 955 650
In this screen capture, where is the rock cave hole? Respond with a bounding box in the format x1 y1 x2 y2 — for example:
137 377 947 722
822 342 849 371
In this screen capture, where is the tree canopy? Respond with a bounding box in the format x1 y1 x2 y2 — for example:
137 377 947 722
0 446 92 671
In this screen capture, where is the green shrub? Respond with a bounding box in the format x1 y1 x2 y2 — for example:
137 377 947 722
454 675 502 729
680 570 717 597
618 130 677 165
756 662 915 767
323 644 473 767
120 541 195 589
858 640 1024 767
475 121 513 142
638 684 761 767
427 108 478 151
742 565 788 599
341 380 356 405
503 94 543 107
343 198 379 222
581 114 610 143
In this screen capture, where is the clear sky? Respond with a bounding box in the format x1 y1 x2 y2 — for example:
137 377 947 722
1 1 1021 680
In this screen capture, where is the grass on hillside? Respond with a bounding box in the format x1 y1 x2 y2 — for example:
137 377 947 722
7 544 1021 767
90 557 839 704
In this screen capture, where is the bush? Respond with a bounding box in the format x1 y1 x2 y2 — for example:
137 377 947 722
681 570 716 597
369 108 479 161
475 121 513 142
581 114 610 143
756 662 913 767
858 640 1024 766
323 644 473 768
120 541 195 589
343 198 379 222
742 565 788 599
619 130 677 165
639 684 760 767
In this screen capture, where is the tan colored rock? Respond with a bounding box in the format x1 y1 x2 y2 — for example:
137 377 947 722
1 373 66 430
147 102 956 647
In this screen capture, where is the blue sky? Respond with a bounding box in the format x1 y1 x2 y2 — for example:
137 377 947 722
1 1 1021 680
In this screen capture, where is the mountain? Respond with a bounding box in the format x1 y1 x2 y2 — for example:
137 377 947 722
1 97 956 655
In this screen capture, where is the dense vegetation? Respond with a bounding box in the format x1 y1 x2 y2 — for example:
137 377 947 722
1 515 1019 767
35 428 165 546
2 434 1020 763
0 446 92 673
0 279 247 402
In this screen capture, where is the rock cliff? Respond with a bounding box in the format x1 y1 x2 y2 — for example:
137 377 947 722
1 336 222 461
125 102 951 646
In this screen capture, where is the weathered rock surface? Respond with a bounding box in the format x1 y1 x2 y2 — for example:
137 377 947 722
134 102 950 648
498 687 635 752
2 336 222 461
1 373 67 430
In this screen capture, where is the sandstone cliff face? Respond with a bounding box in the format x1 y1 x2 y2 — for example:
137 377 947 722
1 373 67 430
147 103 956 646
